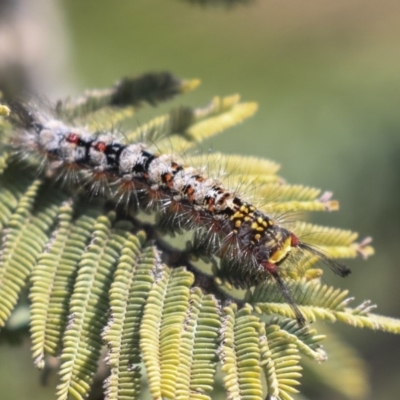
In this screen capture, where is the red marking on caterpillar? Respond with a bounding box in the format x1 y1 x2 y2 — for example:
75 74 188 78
261 261 276 273
66 133 80 145
290 233 300 247
94 142 107 152
8 101 354 326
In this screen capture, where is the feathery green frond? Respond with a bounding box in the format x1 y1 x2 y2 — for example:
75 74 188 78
125 95 257 155
140 266 194 399
186 153 282 185
251 279 350 321
185 95 258 145
364 314 400 333
0 75 399 400
124 106 195 145
268 317 326 362
57 215 129 400
294 222 374 259
0 179 63 328
260 323 302 400
258 185 339 213
219 304 264 400
295 222 359 247
251 279 389 330
102 232 157 400
57 72 200 119
175 289 220 400
30 203 99 368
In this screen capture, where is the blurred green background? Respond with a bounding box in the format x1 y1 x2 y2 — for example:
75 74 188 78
1 0 400 399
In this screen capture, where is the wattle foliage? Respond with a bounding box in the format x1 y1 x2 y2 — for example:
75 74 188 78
0 73 399 400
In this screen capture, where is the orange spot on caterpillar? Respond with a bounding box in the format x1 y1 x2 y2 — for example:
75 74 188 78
185 186 195 202
162 172 174 189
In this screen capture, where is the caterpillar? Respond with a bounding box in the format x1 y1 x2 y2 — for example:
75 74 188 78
7 100 352 326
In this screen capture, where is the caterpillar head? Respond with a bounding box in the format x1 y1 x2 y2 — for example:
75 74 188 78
256 226 298 274
258 225 350 278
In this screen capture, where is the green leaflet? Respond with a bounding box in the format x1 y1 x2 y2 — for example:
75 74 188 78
30 203 99 367
0 180 64 328
140 266 194 400
250 279 386 328
251 279 350 323
269 317 326 362
260 323 302 400
175 289 221 400
185 95 258 143
219 304 264 400
57 215 129 400
103 232 157 400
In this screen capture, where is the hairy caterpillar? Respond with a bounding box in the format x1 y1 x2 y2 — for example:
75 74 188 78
7 101 353 326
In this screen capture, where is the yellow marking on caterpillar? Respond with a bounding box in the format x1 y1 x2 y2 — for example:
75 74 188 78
240 205 249 213
268 236 292 263
235 220 242 228
254 233 261 241
231 211 244 220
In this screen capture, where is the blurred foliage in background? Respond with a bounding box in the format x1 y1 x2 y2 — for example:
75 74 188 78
0 0 400 399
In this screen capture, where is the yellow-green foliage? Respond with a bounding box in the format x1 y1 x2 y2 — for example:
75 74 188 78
175 289 220 400
103 232 157 400
0 73 399 400
219 304 264 399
